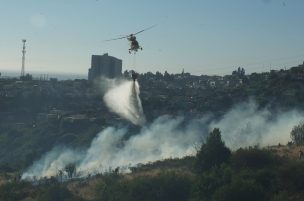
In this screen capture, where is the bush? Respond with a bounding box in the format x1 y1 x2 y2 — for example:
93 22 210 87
0 182 31 201
36 184 83 201
277 161 304 192
191 165 232 201
212 177 265 201
96 172 193 201
231 148 280 170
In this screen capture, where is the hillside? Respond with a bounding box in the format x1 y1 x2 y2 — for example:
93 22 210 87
0 143 304 201
1 64 304 201
1 64 304 172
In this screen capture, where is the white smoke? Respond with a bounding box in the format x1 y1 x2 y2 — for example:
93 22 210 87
103 79 146 126
22 116 204 180
22 100 304 180
22 147 84 179
77 116 203 174
212 100 304 149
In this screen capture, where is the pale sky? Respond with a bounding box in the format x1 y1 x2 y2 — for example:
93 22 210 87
0 0 304 76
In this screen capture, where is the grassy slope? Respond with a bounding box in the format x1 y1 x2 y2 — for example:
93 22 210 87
1 145 304 201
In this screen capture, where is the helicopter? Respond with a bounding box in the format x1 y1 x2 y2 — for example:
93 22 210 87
105 25 156 54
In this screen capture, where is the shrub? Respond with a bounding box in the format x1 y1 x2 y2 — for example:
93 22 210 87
231 148 279 170
36 184 83 201
96 172 193 201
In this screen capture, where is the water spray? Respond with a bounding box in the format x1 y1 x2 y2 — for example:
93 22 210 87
103 79 146 126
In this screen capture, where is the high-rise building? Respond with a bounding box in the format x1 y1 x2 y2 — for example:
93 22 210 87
88 53 122 81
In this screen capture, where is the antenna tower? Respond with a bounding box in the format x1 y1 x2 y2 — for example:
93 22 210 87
21 39 26 77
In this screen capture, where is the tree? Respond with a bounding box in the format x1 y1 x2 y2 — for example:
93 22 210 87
57 170 64 183
20 73 32 81
290 122 304 145
123 70 129 78
64 163 76 179
232 67 245 78
195 128 231 173
155 71 163 79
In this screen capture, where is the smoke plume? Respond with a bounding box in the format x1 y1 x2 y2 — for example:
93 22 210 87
22 147 84 179
211 100 303 149
103 79 146 126
22 100 304 180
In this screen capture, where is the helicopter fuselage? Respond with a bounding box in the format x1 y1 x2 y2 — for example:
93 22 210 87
127 36 142 53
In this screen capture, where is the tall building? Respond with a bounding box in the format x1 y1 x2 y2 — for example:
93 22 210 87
88 53 122 81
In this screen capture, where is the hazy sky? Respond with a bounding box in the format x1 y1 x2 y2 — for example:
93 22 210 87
1 0 304 76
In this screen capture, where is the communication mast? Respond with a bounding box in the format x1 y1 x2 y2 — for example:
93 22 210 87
21 39 26 77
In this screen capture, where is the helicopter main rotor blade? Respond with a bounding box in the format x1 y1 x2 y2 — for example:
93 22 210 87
133 24 157 35
105 35 129 42
105 24 156 41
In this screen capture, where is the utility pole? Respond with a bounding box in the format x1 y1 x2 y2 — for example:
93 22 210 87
21 39 26 78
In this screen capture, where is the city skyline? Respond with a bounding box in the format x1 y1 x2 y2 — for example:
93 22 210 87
0 0 304 76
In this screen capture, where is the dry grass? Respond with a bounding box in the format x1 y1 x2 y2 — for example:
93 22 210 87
124 167 195 180
67 177 100 201
0 174 9 186
268 144 304 160
67 167 194 200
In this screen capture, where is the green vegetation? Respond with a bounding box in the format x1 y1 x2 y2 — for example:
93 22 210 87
0 181 31 201
191 130 304 201
35 184 84 201
95 171 193 201
0 129 303 201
